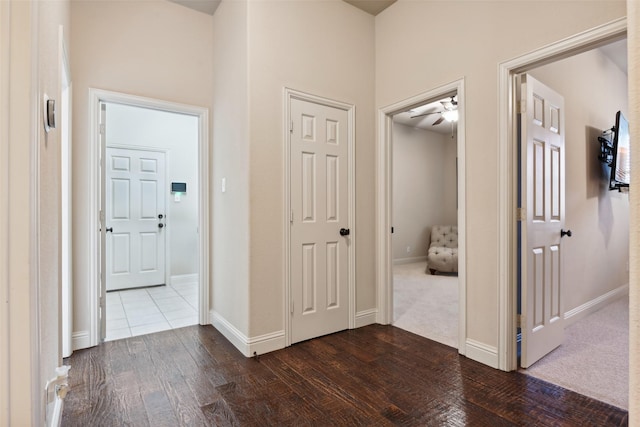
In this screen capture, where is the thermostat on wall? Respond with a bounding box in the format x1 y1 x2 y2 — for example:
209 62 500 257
171 182 187 193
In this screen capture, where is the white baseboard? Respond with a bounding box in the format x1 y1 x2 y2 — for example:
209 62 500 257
465 339 499 369
171 273 199 286
71 331 90 351
564 283 629 327
355 309 378 328
210 310 285 357
393 256 427 265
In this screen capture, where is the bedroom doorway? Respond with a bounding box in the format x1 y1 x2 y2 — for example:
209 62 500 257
391 95 460 348
377 79 467 353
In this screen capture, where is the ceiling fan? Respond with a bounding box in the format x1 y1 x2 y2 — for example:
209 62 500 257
409 96 458 126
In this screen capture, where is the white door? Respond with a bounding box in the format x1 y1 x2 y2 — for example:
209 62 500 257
106 147 166 291
290 98 350 343
519 74 566 368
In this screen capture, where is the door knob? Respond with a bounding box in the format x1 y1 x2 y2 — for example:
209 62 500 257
105 227 113 233
339 228 350 236
158 223 164 229
560 229 572 238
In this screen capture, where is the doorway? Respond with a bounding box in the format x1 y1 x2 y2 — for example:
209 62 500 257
498 18 627 367
391 94 460 348
376 79 467 353
514 41 630 408
87 89 210 347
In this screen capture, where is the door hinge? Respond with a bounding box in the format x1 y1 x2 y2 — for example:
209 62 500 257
517 100 526 114
290 299 294 315
99 124 106 135
516 208 525 221
290 120 294 133
290 210 294 223
517 314 522 328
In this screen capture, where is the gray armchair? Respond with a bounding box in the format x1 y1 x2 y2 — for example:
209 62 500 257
427 225 458 275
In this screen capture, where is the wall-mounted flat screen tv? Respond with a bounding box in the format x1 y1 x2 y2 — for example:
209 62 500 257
610 110 630 190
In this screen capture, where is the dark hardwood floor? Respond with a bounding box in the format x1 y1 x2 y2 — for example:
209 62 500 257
61 324 628 426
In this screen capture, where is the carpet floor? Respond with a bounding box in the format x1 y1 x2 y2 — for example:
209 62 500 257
392 261 458 348
521 295 629 410
393 261 628 410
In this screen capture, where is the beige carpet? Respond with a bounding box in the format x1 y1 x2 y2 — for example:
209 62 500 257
521 296 629 410
393 261 458 348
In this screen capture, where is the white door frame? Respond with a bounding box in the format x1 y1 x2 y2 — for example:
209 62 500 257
88 88 210 346
59 25 73 358
376 78 467 354
283 88 356 347
497 18 627 371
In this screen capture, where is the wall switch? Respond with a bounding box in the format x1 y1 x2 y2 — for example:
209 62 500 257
222 177 226 193
406 246 411 253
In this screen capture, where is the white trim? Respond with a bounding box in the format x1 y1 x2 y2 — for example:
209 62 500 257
71 331 90 351
355 309 378 328
171 274 199 285
376 78 467 356
88 88 210 347
283 88 356 347
59 24 73 359
497 17 627 372
210 310 285 357
465 339 499 369
29 1 41 422
393 256 427 265
564 284 629 326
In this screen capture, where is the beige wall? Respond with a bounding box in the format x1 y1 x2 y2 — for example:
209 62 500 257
70 0 213 343
247 0 375 334
211 0 250 335
529 47 629 313
376 0 626 348
392 123 457 262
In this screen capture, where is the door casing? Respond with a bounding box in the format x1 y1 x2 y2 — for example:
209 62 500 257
376 78 467 355
497 17 627 371
283 88 356 347
87 88 210 347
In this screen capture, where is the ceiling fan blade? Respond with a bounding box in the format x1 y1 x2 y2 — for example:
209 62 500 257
432 116 445 126
409 111 441 119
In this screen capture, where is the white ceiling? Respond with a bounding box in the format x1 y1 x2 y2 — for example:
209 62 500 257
393 96 458 135
343 0 397 16
167 0 395 16
167 0 221 15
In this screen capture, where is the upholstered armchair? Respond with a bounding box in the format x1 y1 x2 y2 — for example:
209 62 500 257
427 225 458 275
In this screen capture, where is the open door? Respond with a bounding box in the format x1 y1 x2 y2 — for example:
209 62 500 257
519 74 567 368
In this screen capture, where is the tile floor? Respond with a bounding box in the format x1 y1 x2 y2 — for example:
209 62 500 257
105 281 198 341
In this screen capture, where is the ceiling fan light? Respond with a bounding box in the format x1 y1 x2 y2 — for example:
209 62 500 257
442 109 458 122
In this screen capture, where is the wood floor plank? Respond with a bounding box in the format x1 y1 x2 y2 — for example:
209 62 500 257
62 324 628 426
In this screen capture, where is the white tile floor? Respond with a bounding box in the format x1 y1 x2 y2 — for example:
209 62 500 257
105 282 198 341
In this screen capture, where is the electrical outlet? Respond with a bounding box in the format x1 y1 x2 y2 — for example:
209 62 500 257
406 246 411 253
